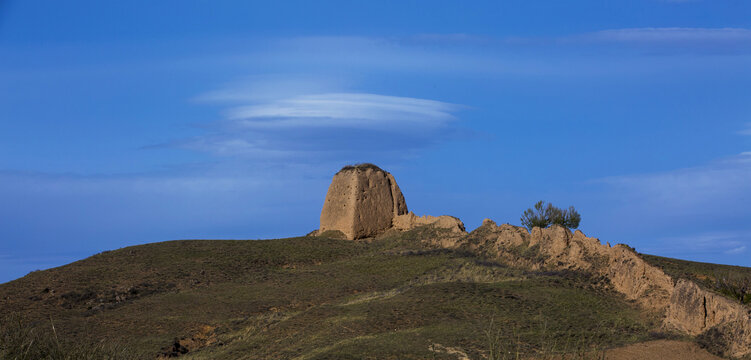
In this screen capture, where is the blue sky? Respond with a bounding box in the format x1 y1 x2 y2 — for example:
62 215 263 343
1 0 750 283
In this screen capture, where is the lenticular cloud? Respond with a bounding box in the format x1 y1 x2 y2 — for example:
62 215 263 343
182 89 463 159
226 93 458 130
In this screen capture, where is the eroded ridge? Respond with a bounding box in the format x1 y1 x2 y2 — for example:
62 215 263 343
428 220 751 358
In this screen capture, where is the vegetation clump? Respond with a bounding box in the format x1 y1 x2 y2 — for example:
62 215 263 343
336 163 383 174
521 201 581 231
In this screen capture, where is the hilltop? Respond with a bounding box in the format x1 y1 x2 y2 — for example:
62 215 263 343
1 225 748 359
1 165 749 359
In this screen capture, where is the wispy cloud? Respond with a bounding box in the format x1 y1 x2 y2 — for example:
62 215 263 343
181 80 464 161
564 27 751 54
726 245 747 255
582 27 751 43
643 231 750 257
407 28 751 50
739 123 751 136
406 33 492 45
596 151 751 218
195 75 349 103
254 36 550 76
0 165 334 282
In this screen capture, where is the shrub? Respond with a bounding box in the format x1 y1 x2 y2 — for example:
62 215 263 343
521 201 581 231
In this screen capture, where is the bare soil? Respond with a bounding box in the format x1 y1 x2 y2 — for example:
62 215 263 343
605 340 721 360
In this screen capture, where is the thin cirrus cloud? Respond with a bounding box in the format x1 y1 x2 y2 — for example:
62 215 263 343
644 231 749 257
597 152 751 213
584 27 751 43
565 27 751 54
172 30 751 88
739 123 751 136
594 151 751 258
182 89 463 161
405 27 751 53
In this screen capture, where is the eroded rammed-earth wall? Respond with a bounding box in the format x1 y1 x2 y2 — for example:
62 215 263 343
445 221 751 358
319 166 463 240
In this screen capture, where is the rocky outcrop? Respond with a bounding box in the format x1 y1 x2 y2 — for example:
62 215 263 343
665 279 751 357
319 164 408 240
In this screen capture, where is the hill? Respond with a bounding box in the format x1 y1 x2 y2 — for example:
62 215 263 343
1 225 746 359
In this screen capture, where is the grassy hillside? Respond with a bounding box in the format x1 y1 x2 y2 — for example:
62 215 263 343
641 254 751 305
1 229 681 359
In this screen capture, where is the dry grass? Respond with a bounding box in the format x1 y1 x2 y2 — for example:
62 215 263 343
0 314 139 360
